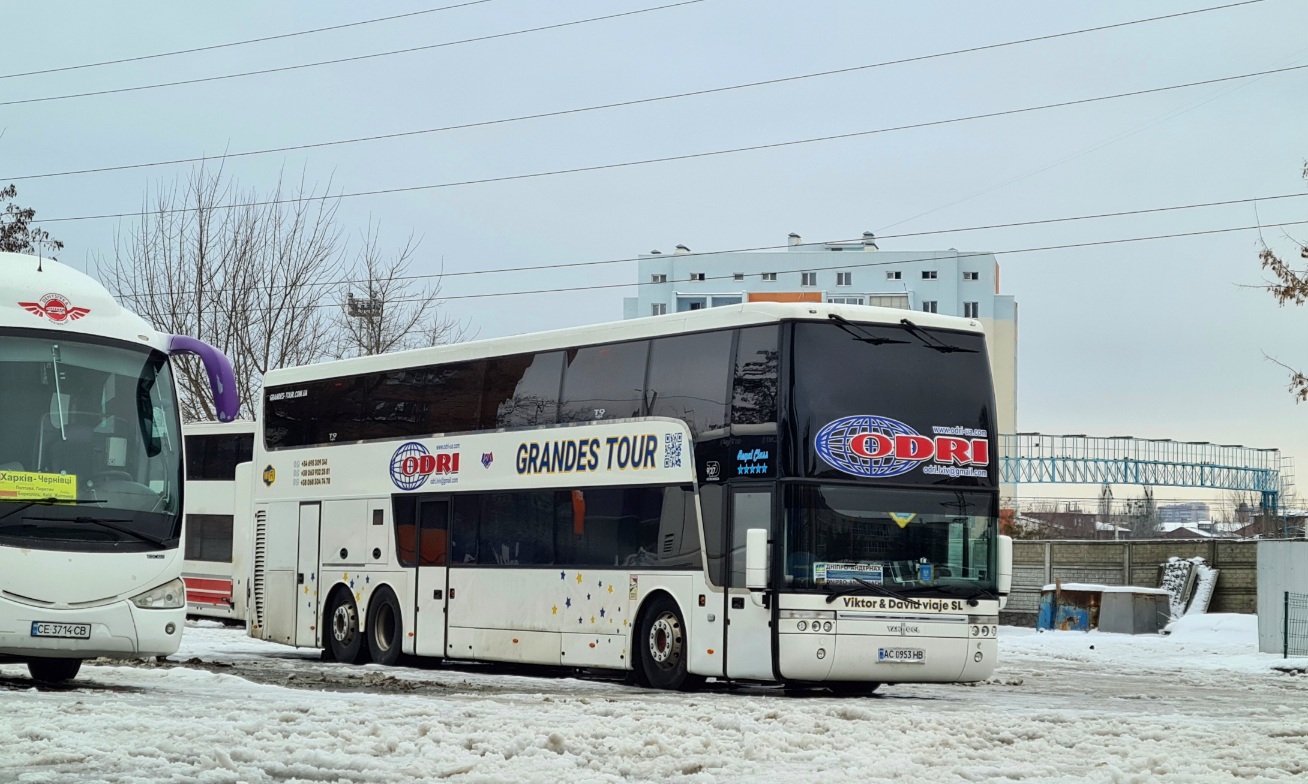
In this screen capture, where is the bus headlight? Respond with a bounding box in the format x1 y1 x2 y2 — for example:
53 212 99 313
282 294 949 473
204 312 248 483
131 578 186 610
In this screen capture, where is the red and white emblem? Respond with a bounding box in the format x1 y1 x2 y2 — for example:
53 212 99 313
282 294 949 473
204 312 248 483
18 293 91 324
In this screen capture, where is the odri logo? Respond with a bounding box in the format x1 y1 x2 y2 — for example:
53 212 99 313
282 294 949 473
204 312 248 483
815 415 989 479
390 442 459 491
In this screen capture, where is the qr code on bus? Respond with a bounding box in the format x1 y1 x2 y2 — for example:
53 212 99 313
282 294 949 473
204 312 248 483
664 433 683 468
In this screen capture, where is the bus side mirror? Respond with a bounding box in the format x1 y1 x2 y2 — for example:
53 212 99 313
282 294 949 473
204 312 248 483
745 528 769 590
997 534 1013 610
169 335 239 422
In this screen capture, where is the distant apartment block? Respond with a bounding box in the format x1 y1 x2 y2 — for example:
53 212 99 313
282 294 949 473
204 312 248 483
622 232 1019 435
1158 502 1212 525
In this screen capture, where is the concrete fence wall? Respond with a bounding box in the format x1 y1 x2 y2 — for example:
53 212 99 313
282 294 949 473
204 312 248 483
1002 538 1258 626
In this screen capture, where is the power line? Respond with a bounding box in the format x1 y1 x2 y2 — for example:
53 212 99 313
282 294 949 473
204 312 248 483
0 1 498 82
0 1 705 109
366 218 1308 303
2 0 1270 183
35 63 1308 225
109 190 1308 300
114 218 1308 310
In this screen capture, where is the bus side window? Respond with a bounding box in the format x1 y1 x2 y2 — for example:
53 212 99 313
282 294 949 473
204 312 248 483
392 495 418 568
699 484 726 586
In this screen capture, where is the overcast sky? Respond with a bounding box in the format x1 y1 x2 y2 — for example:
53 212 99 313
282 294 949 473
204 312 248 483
6 0 1306 506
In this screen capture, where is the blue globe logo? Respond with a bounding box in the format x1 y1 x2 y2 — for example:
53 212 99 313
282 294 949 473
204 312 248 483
815 415 920 478
390 441 431 491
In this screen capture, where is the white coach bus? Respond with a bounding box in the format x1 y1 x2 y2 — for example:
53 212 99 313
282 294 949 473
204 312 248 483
182 420 255 621
250 303 1011 692
0 252 237 683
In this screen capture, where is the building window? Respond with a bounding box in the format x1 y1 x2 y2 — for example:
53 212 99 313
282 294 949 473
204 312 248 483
761 272 777 282
963 301 979 318
651 274 667 284
922 301 938 314
827 296 864 305
801 272 817 287
836 272 852 286
963 271 979 281
869 294 910 309
922 270 937 280
732 273 745 281
689 273 705 281
886 271 902 280
652 303 667 316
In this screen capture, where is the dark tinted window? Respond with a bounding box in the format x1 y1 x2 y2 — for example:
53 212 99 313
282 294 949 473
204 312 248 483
646 331 732 439
557 487 661 567
476 491 559 565
559 341 649 424
265 377 368 448
788 322 995 486
731 326 779 426
184 432 254 481
484 352 563 428
699 483 725 586
366 361 485 438
184 514 233 562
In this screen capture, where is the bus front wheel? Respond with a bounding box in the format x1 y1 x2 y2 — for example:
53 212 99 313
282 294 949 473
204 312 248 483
638 596 704 691
366 587 403 666
326 591 366 664
28 657 81 684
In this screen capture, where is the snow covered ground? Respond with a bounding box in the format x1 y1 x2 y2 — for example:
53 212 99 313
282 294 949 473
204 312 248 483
4 615 1308 783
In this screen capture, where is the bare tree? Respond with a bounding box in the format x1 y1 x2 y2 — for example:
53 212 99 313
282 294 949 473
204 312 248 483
334 222 466 358
1259 161 1308 399
99 165 461 422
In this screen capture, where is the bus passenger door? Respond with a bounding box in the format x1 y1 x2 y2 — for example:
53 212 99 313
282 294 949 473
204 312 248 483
412 498 449 659
725 487 774 681
295 502 322 648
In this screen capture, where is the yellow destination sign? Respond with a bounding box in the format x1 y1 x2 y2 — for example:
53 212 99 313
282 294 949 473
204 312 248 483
0 470 78 501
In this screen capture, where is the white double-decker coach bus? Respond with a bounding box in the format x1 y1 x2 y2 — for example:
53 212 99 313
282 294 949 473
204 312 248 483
251 302 1011 691
182 420 255 621
0 252 237 683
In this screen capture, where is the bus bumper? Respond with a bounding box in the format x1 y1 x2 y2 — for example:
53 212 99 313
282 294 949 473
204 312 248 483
0 596 186 660
778 614 1000 683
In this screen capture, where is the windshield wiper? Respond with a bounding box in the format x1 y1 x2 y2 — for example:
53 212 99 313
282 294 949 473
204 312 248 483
898 318 978 354
24 514 169 548
824 576 912 604
0 497 107 524
827 313 910 345
930 584 999 605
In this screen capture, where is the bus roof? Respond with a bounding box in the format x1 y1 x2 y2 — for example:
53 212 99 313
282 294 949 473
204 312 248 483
0 252 165 349
265 301 984 387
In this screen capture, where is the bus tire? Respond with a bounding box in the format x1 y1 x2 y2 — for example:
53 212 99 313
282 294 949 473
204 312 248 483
637 595 703 691
366 587 403 667
326 589 366 664
28 657 81 684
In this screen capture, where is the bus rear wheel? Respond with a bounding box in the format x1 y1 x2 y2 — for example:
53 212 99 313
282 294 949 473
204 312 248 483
28 657 81 684
366 588 403 666
326 591 366 664
638 596 703 691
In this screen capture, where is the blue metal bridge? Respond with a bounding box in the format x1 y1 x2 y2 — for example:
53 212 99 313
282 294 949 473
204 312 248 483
999 433 1284 513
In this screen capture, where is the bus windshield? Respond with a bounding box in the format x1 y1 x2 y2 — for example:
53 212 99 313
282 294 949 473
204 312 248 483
0 330 182 551
783 484 997 595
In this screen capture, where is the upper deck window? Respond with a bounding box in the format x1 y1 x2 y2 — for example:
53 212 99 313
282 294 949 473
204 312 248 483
559 340 649 423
